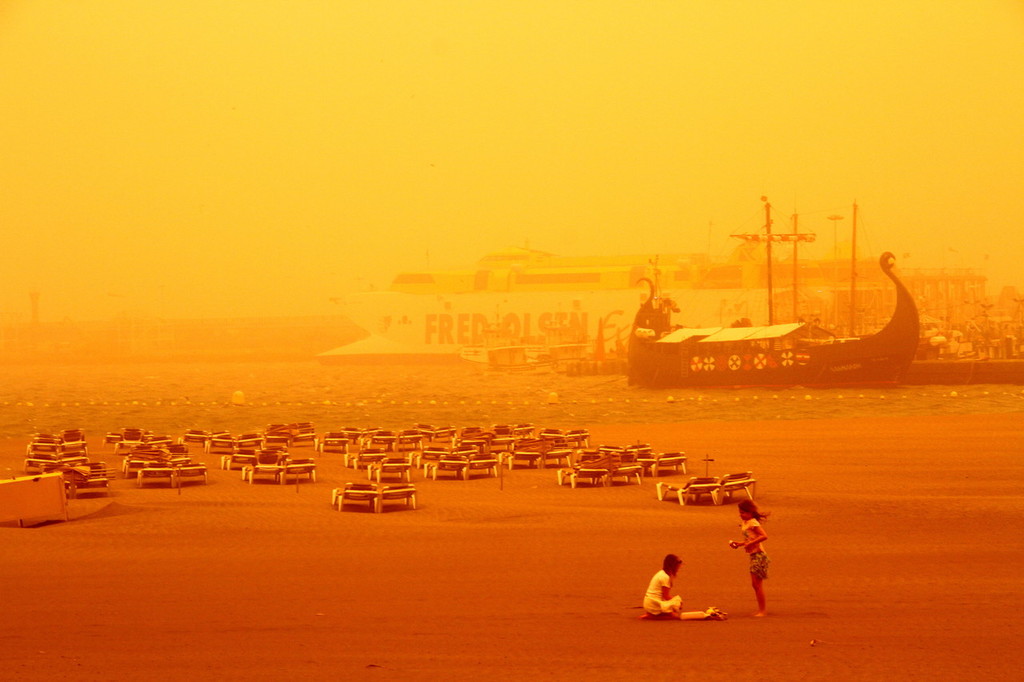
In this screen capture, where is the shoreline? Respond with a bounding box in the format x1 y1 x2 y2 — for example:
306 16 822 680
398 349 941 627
2 354 1024 388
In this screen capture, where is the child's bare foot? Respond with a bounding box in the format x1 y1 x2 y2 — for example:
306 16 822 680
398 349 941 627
752 611 767 617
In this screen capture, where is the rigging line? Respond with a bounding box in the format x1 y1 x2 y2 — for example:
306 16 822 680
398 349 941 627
708 206 765 260
855 213 877 259
797 205 850 218
706 234 747 263
722 206 768 235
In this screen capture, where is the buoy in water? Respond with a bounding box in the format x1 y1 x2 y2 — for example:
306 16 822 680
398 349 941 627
231 390 246 406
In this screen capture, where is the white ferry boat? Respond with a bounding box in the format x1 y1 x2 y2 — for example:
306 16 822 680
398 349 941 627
316 245 795 365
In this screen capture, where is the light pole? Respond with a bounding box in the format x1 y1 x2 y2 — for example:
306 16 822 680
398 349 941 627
849 202 858 335
826 214 844 331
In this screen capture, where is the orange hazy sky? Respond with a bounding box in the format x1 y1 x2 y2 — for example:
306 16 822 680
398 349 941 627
1 1 1021 321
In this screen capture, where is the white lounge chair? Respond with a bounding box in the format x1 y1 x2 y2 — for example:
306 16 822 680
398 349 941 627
656 477 722 505
718 472 757 503
333 483 380 512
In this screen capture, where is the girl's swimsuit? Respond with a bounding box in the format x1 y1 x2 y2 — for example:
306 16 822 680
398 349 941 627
748 551 770 579
741 518 770 579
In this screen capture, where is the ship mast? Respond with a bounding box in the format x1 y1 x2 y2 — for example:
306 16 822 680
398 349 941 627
764 198 774 325
792 212 799 321
730 197 816 326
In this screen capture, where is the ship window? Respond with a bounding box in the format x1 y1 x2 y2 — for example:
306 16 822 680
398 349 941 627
514 273 602 284
393 273 435 284
480 254 529 263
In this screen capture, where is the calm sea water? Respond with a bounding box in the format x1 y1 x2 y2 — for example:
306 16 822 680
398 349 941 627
1 361 1021 440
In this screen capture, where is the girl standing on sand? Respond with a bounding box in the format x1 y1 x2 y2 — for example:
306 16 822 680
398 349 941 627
643 554 727 620
729 499 770 617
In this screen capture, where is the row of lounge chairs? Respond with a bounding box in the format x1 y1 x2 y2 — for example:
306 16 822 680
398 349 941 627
25 430 91 473
25 426 756 507
313 428 695 489
103 424 319 456
105 428 173 455
424 450 499 480
326 434 694 489
107 428 320 486
201 428 315 455
331 483 417 513
239 450 318 485
213 446 317 484
25 431 114 498
25 430 208 491
318 426 595 485
553 445 688 488
312 424 589 456
63 462 117 498
655 473 757 505
341 446 499 482
135 461 209 488
119 444 209 488
203 423 318 453
31 428 325 492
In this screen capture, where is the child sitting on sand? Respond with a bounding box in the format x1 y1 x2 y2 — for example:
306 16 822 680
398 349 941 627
643 554 727 620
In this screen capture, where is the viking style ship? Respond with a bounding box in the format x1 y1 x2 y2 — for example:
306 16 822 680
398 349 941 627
627 251 920 388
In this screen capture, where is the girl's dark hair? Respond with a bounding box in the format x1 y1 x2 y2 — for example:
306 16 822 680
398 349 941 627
738 499 769 521
662 554 683 573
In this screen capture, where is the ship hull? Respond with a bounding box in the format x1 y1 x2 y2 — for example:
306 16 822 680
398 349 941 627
628 339 912 389
318 289 642 363
318 287 792 363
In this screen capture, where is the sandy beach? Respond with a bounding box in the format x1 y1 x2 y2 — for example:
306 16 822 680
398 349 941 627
2 413 1022 681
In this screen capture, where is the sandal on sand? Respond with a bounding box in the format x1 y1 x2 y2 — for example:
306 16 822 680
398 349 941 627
704 607 728 621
